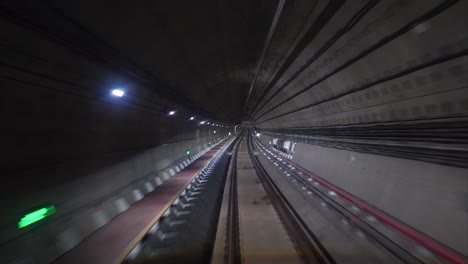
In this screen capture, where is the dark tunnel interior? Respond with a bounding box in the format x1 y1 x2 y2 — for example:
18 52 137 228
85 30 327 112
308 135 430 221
0 0 467 263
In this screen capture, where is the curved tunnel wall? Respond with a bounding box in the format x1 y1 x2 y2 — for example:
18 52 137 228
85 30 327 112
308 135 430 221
253 0 467 127
0 7 233 263
251 0 468 256
0 0 466 262
0 129 229 263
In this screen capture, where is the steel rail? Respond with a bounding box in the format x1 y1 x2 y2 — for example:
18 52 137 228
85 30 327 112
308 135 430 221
246 133 334 264
225 132 242 264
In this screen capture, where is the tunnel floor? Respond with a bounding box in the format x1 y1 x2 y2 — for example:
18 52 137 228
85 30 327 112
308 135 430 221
51 134 465 264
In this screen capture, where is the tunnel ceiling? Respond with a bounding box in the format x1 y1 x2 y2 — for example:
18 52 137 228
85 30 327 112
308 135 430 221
2 0 467 126
2 0 467 176
2 0 345 124
2 0 289 124
42 0 284 123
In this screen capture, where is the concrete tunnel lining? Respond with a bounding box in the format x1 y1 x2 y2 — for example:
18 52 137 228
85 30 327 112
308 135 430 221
0 0 467 263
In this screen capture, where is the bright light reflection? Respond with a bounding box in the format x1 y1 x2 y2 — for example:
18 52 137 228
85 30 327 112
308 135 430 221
111 89 124 97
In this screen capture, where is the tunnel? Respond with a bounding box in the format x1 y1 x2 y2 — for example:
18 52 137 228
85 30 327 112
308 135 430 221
1 0 467 263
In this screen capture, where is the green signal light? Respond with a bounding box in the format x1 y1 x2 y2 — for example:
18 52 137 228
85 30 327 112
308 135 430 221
18 205 56 228
186 149 190 155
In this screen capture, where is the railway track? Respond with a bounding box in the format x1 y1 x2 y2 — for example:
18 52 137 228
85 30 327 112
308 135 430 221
214 132 333 264
123 130 462 264
225 133 241 264
246 134 334 264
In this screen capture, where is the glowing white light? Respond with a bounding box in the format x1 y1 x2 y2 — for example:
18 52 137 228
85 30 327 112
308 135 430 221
207 122 210 124
256 133 260 137
214 131 216 134
190 117 195 120
168 111 176 115
111 89 124 97
200 121 206 124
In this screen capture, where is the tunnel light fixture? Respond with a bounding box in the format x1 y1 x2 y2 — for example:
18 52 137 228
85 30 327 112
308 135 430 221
168 111 176 116
111 89 124 97
214 130 216 134
186 149 190 155
200 121 206 125
190 117 195 120
207 122 210 124
18 205 56 229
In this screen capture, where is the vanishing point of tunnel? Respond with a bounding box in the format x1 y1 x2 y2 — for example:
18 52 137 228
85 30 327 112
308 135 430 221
1 0 467 264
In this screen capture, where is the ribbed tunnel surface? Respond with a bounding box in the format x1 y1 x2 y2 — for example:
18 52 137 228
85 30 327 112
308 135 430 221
0 0 467 263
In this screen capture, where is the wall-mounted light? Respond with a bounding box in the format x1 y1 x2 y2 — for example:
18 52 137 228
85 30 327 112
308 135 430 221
18 205 56 229
200 121 206 124
111 89 124 97
190 117 195 120
168 111 176 115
